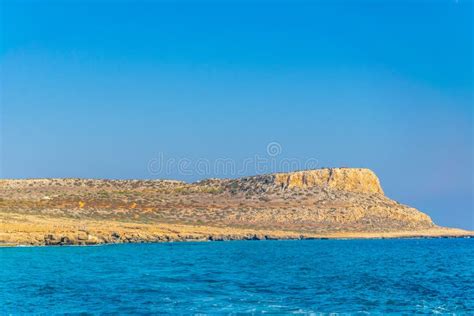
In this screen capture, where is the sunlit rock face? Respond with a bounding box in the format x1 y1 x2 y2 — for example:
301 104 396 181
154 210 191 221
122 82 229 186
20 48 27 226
272 168 384 194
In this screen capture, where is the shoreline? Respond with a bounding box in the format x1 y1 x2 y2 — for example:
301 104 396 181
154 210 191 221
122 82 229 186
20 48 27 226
1 213 472 247
1 235 473 248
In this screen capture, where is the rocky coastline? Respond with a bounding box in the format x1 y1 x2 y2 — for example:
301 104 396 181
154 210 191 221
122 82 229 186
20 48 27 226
1 168 472 246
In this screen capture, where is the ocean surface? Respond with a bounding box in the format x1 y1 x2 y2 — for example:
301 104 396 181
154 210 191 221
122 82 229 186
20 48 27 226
1 239 473 314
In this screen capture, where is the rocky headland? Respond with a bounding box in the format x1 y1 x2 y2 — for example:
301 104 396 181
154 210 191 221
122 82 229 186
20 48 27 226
0 168 472 246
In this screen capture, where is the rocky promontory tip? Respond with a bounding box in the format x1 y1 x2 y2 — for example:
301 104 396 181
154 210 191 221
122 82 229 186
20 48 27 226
0 168 472 246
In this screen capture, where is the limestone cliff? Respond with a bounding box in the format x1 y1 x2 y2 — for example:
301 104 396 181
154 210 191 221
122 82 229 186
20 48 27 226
219 168 383 195
273 168 383 194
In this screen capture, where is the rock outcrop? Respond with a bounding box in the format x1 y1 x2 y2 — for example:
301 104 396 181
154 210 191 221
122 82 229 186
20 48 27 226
273 168 383 194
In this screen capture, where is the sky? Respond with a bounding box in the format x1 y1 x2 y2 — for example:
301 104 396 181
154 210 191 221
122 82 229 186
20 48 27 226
0 0 472 229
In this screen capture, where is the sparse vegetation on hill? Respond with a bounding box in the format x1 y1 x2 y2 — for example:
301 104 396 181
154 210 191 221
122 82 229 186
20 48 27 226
0 168 471 245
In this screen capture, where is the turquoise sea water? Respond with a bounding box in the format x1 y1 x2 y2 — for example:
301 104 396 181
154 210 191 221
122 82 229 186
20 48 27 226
1 239 473 314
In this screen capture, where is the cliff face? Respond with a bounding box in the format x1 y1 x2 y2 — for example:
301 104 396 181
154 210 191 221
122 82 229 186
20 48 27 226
1 168 466 246
273 168 383 194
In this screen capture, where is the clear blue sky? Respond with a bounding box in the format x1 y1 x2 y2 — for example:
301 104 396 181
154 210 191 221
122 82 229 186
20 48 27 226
1 0 472 229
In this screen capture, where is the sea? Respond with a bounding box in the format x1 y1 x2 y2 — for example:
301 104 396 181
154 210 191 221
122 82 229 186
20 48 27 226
1 239 473 314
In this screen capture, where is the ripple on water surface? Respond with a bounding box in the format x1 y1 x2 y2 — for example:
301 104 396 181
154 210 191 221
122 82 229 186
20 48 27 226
1 239 473 314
